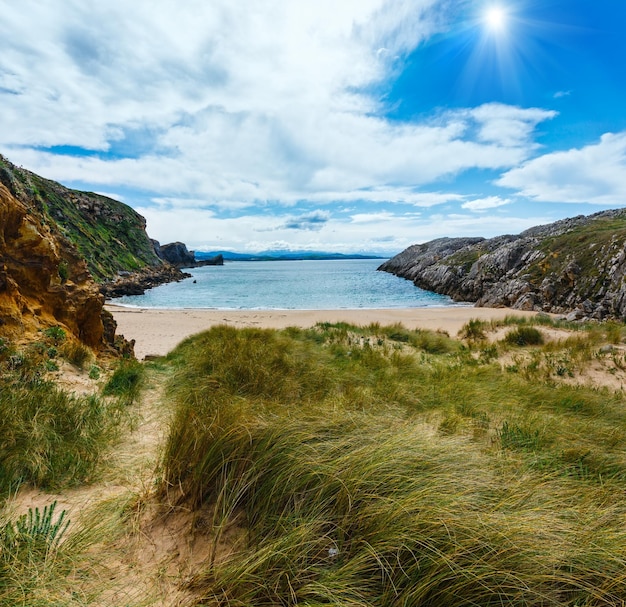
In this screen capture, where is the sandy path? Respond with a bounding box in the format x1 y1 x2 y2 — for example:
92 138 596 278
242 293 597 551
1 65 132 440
106 304 539 360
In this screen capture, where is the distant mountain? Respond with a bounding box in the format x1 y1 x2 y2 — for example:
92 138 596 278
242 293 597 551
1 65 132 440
196 250 384 262
379 208 626 321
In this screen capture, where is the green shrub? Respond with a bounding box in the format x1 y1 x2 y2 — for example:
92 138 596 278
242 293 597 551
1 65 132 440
42 326 66 345
504 326 544 346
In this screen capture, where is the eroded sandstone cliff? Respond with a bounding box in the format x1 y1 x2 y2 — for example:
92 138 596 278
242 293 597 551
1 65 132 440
0 182 105 346
0 154 189 349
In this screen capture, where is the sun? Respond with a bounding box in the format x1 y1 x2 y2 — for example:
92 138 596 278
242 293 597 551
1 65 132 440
484 6 506 31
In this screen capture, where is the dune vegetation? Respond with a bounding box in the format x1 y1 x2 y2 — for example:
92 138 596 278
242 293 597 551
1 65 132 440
1 316 626 605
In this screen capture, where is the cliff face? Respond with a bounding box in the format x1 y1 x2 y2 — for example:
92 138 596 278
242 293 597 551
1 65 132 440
0 155 199 338
0 155 163 283
0 154 191 349
0 182 104 346
379 209 626 320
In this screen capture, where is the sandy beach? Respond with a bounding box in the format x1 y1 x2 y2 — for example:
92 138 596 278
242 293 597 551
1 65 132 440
106 304 539 360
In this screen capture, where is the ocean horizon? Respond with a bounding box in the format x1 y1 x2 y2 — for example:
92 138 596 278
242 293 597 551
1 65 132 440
113 258 466 310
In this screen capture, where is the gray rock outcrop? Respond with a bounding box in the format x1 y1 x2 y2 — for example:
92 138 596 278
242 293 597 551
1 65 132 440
379 209 626 320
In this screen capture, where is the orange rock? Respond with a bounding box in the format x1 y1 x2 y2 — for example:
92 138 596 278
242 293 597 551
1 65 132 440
0 183 105 348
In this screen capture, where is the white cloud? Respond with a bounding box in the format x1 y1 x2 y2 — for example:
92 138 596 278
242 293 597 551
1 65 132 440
94 191 126 202
350 212 404 224
0 1 572 255
137 203 553 256
497 132 626 205
302 188 466 207
462 196 511 211
1 2 557 210
466 104 557 148
5 99 553 209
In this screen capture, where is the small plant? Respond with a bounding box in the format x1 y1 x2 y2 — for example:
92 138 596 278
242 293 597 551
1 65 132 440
459 318 487 342
103 359 145 405
58 261 69 283
388 331 410 343
504 326 544 346
88 365 101 380
604 321 623 345
61 340 92 369
1 501 70 559
478 344 499 363
43 326 66 345
45 359 59 372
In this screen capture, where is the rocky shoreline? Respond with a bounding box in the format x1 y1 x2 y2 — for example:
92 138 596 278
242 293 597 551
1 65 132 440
379 209 626 322
101 243 224 298
99 265 192 298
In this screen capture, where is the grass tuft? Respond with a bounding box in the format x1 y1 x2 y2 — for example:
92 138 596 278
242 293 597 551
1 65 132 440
504 325 545 346
103 358 145 406
61 340 93 369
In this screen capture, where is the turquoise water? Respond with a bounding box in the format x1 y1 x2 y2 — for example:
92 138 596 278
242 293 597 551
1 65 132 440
114 258 460 310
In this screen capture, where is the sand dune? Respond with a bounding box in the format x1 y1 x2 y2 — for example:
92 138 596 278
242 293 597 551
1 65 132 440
106 304 539 360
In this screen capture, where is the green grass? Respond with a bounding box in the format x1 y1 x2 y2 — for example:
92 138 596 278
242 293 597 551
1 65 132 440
504 326 545 346
0 379 126 493
0 496 140 606
159 323 626 606
2 316 626 605
0 341 138 495
0 338 147 605
61 340 93 369
102 358 145 406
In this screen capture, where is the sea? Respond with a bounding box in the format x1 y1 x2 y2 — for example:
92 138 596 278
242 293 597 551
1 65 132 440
114 258 462 310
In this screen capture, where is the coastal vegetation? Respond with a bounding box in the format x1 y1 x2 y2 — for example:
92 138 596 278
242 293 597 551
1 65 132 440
2 316 626 605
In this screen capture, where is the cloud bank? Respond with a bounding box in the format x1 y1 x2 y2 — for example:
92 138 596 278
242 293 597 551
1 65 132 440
0 1 623 253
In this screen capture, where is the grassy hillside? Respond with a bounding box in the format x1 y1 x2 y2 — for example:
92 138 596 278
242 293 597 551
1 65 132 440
160 320 626 606
2 318 626 605
0 155 162 282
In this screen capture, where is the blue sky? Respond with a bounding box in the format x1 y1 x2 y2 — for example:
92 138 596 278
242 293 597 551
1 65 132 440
1 1 625 255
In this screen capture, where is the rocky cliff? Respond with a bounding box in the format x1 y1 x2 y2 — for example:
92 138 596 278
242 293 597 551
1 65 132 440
153 240 224 268
379 209 626 321
0 154 188 348
0 180 105 346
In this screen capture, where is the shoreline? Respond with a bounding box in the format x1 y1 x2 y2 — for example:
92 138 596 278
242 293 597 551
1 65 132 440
106 304 539 360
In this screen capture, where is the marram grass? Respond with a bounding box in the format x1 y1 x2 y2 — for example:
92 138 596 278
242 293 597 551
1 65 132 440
0 380 126 493
160 324 626 606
